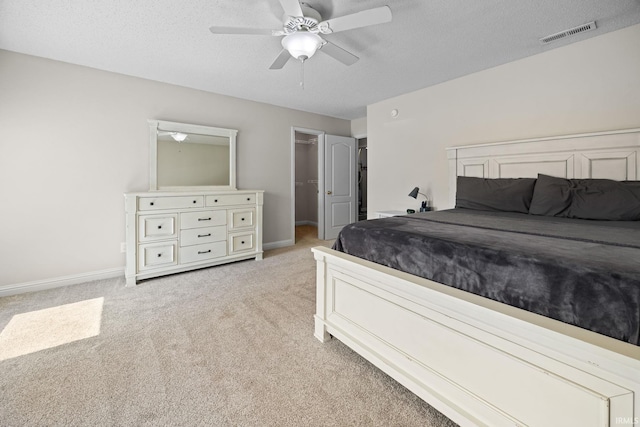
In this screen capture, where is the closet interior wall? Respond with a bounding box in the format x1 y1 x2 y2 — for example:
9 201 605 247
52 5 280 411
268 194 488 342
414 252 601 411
294 132 318 226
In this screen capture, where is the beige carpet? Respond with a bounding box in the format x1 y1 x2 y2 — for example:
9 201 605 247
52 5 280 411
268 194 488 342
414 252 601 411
0 226 457 426
0 297 104 362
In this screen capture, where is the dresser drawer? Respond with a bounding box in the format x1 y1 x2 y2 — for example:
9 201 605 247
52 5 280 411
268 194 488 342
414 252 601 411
229 208 255 230
138 214 177 242
206 193 256 207
180 241 227 264
229 232 256 254
138 242 177 271
181 210 226 229
180 225 226 247
139 196 203 211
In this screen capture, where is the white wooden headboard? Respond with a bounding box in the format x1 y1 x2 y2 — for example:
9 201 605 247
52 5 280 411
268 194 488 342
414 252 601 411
446 128 640 208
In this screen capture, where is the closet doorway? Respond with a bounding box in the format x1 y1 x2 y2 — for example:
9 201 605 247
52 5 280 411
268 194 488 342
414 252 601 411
294 130 320 242
357 137 368 221
291 127 357 243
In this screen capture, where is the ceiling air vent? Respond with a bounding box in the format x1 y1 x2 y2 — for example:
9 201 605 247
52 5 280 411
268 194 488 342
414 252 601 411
539 21 597 44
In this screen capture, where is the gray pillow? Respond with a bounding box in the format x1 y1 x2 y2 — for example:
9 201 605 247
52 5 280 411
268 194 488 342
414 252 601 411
529 174 640 220
455 176 536 214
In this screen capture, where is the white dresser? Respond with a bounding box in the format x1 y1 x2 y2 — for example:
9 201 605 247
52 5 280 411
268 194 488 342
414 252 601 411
124 189 263 286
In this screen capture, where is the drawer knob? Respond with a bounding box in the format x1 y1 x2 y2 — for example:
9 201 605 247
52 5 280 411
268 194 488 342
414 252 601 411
241 241 245 244
214 199 218 203
157 225 162 229
193 200 197 204
150 202 155 206
157 253 162 257
247 198 250 201
198 250 211 254
241 218 245 221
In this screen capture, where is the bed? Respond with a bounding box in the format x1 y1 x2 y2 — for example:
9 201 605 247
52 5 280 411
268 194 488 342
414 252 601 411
312 128 640 427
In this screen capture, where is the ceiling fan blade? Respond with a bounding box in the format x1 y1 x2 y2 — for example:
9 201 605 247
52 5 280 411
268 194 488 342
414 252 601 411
318 6 392 34
209 26 280 36
278 0 303 17
319 41 359 66
269 49 292 70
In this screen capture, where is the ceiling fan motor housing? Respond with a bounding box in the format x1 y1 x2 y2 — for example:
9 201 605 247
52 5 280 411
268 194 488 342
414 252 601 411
283 4 322 33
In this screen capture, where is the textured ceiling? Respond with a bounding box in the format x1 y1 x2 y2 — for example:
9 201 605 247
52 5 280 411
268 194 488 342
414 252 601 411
1 0 640 119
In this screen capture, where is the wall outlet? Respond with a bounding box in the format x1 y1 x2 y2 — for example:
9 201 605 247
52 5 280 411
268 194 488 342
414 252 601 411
120 242 127 253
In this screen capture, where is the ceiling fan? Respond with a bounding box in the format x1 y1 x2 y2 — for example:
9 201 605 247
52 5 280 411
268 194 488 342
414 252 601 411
209 0 392 70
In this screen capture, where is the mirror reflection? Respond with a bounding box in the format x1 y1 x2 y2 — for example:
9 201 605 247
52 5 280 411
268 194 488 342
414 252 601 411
157 131 230 187
148 120 237 191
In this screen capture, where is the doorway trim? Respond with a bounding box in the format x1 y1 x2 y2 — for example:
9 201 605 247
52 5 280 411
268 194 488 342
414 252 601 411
291 127 325 243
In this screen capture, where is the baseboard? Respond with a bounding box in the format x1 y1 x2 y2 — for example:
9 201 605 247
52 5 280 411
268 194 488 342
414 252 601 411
0 268 124 297
263 239 294 250
2 238 305 296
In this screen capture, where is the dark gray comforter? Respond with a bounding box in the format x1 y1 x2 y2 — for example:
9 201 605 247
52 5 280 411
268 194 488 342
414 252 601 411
333 209 640 345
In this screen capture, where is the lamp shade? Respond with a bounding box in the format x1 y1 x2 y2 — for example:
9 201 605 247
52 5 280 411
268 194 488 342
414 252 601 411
408 187 420 199
282 32 323 60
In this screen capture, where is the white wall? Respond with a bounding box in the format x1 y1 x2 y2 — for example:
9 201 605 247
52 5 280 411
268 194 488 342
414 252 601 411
351 117 367 137
0 50 350 288
367 23 640 216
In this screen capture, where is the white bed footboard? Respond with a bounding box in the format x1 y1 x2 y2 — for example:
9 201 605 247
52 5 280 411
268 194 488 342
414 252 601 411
313 247 640 427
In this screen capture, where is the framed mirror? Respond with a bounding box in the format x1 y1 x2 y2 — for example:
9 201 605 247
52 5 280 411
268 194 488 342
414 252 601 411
148 119 237 191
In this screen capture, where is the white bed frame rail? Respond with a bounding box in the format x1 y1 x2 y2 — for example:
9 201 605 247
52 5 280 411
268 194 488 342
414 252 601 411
314 128 640 427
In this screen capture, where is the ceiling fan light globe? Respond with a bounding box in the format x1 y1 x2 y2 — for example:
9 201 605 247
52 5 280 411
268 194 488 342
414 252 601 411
281 32 323 60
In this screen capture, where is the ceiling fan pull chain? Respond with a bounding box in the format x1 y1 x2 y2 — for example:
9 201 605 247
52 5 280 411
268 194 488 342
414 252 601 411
300 59 305 89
